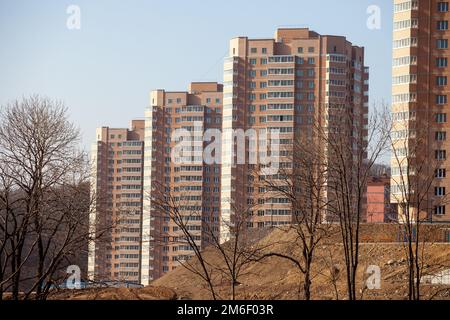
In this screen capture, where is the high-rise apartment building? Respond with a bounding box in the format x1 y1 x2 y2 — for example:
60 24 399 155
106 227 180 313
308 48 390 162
391 0 450 222
89 120 145 284
221 28 369 235
141 82 223 284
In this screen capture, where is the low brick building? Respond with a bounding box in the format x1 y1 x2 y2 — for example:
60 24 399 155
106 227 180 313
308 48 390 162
367 176 396 223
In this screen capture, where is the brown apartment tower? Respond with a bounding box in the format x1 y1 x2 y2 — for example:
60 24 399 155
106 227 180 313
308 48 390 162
89 120 145 284
141 83 223 283
391 0 450 222
220 28 369 238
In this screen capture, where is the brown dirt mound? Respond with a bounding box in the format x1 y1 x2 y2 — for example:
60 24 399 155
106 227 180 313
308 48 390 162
152 227 450 300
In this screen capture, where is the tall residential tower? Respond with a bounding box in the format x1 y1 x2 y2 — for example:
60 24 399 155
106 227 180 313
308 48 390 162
221 28 369 235
391 0 450 222
89 120 145 284
141 83 223 283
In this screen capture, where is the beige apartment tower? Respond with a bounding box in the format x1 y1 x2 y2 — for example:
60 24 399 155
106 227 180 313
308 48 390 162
391 0 450 222
220 28 369 235
89 120 145 284
141 83 223 283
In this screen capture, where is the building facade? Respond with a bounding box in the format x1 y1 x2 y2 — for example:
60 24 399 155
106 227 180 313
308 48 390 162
89 120 145 284
141 83 223 284
221 28 369 237
367 176 396 223
391 0 450 222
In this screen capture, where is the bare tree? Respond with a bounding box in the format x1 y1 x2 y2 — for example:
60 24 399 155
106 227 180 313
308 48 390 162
324 104 391 300
151 180 272 300
390 123 450 300
205 201 272 300
151 181 219 300
0 95 103 300
0 165 39 299
253 129 332 300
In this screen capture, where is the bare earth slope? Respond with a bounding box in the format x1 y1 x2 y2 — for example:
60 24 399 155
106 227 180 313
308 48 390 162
48 227 450 300
152 227 450 300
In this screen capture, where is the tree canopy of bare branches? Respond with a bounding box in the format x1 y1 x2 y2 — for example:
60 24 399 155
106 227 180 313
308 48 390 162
390 119 450 300
0 95 97 300
323 104 392 300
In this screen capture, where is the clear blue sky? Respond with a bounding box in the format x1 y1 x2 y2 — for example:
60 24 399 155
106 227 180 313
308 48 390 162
0 0 393 150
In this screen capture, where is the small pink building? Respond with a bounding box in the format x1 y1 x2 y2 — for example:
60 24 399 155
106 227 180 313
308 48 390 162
367 176 394 223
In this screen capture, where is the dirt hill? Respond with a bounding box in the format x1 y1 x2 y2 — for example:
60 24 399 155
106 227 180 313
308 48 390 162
47 226 450 300
152 227 450 300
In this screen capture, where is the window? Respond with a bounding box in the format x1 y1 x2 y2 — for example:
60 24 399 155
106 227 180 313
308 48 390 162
394 19 418 30
251 48 257 54
435 206 446 215
435 187 446 196
268 68 294 75
394 37 418 48
267 92 294 98
249 70 256 77
393 56 417 66
268 80 294 86
260 82 267 88
308 57 315 64
436 113 447 123
436 131 447 141
438 2 449 12
297 47 303 54
250 58 257 65
176 98 181 104
436 168 447 178
262 48 267 54
437 39 449 49
437 76 448 86
261 58 267 65
394 1 418 12
437 95 448 104
260 70 268 76
438 20 449 30
437 57 448 67
436 150 447 160
206 98 211 103
259 104 267 111
268 56 294 63
308 47 315 53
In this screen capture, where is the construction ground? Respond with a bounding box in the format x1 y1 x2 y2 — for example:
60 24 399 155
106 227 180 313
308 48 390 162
48 225 450 300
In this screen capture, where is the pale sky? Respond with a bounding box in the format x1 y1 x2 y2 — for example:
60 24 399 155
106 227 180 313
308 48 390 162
0 0 393 151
